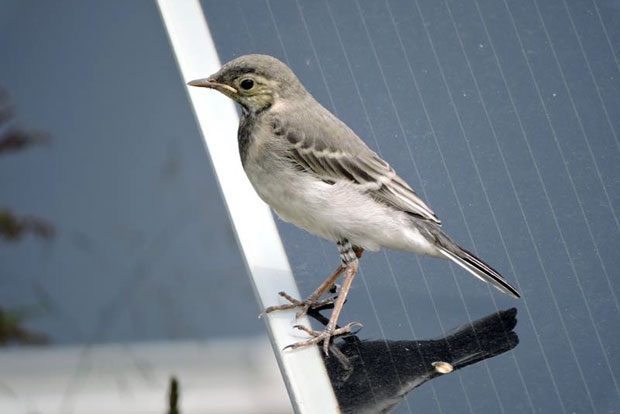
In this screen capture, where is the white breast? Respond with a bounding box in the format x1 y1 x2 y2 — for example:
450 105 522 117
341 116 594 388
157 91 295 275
243 156 438 256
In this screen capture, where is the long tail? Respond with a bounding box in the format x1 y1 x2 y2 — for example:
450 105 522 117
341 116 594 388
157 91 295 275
435 237 520 299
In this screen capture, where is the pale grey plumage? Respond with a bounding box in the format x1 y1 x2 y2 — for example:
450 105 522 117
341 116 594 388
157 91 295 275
189 54 519 351
272 105 441 224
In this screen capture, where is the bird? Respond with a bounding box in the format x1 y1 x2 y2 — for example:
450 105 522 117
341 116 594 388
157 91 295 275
188 54 520 355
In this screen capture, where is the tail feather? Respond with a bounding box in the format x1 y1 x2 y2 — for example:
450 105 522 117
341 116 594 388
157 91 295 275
438 245 520 299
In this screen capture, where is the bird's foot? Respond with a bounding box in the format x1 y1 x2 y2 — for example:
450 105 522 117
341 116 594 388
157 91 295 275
284 322 363 355
264 291 335 319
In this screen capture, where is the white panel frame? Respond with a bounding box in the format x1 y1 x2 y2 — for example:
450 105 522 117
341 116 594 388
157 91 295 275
155 1 340 413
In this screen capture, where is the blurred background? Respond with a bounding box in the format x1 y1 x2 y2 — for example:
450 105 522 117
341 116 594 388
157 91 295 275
0 1 288 413
2 0 620 413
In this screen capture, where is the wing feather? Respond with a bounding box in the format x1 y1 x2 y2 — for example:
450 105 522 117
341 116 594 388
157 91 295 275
281 116 441 224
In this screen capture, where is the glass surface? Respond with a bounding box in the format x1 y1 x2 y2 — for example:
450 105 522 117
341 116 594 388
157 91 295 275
202 0 620 412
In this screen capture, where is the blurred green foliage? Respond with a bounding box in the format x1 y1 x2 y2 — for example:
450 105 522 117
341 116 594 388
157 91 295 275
0 306 49 345
0 87 53 345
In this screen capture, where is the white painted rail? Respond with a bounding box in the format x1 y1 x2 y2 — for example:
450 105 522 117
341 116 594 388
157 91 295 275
155 1 340 412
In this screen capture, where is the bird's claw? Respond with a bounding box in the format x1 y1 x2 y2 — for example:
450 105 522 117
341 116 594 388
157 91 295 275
284 322 363 355
264 291 335 319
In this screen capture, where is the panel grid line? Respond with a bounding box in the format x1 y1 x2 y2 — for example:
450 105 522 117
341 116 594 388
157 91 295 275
561 0 620 160
360 1 519 412
265 0 290 64
536 0 620 307
591 0 620 74
499 0 618 407
399 0 543 411
439 0 542 410
524 0 620 396
471 0 592 410
236 1 257 51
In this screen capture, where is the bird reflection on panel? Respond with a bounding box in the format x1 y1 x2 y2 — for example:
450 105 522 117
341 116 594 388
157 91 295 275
313 308 519 414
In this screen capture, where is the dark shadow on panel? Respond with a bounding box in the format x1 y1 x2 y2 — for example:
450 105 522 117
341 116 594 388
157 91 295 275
314 308 518 413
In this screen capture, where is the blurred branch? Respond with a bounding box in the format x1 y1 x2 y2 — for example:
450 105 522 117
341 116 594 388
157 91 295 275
0 208 54 241
0 87 50 155
0 87 55 241
168 377 180 414
0 305 49 346
0 128 50 154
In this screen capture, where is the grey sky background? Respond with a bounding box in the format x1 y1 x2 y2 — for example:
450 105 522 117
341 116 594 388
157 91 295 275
0 0 256 343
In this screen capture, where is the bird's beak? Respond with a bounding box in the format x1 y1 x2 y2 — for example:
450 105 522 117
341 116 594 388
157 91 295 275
187 78 237 94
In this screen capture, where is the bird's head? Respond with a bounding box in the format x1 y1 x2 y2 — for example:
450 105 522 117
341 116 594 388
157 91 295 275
188 54 306 113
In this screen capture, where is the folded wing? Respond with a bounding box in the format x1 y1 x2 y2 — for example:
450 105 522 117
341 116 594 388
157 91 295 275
280 116 441 224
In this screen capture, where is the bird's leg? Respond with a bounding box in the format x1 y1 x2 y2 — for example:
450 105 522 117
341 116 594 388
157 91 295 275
287 261 361 355
327 246 364 293
264 264 345 317
264 246 364 318
286 240 363 355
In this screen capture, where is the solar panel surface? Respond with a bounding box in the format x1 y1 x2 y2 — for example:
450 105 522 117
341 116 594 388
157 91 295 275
202 0 620 412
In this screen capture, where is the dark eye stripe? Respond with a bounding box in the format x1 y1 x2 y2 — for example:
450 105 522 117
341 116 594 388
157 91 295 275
226 67 256 79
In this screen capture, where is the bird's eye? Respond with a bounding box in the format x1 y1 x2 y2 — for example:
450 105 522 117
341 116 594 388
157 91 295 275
240 78 255 90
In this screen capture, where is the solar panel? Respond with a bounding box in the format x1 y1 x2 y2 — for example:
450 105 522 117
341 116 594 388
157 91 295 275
202 0 620 412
